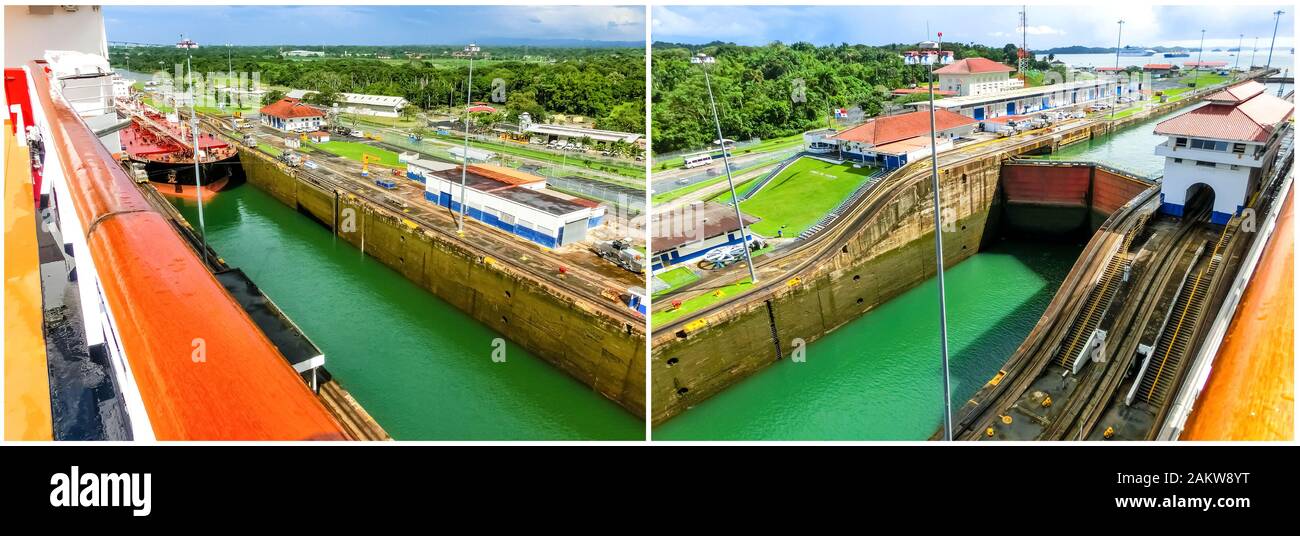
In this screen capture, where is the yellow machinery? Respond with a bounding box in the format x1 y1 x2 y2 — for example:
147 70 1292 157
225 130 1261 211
361 153 378 177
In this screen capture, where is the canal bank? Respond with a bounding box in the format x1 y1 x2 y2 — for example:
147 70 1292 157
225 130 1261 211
650 80 1222 428
170 181 642 440
654 238 1080 440
233 145 646 420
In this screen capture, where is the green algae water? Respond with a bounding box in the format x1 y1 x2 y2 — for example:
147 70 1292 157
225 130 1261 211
171 183 642 440
654 239 1081 440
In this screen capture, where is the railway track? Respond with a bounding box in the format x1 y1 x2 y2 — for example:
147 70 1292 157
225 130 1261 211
192 111 644 328
655 72 1264 333
656 119 1099 333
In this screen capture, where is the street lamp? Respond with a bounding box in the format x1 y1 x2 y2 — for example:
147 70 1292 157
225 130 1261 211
692 52 758 285
1251 37 1259 69
920 35 953 441
1267 10 1284 72
1112 19 1124 120
457 42 481 233
1194 29 1206 89
177 34 207 265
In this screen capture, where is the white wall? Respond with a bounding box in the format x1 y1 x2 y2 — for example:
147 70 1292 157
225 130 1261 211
1161 158 1251 217
5 6 108 67
423 174 589 234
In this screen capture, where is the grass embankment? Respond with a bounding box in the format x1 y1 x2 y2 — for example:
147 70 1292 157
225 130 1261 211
732 157 876 237
308 140 402 166
428 132 644 179
652 266 700 297
652 277 754 327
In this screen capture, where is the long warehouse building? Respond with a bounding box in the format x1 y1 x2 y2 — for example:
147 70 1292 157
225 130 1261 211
407 159 604 248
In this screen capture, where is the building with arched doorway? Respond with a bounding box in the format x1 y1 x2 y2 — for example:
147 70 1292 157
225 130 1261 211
1154 81 1293 224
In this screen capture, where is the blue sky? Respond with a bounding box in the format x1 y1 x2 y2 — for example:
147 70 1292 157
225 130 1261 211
652 5 1294 49
104 5 645 45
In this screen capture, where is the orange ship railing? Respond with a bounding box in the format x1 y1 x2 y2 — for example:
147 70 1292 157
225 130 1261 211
28 61 345 440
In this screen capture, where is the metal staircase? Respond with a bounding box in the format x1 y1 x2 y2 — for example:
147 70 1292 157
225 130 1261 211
735 153 803 202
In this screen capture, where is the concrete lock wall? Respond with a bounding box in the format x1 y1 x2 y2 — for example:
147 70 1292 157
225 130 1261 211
651 151 1153 425
238 148 646 417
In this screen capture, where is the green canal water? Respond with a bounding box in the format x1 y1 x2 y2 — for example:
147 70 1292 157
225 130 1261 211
171 184 642 440
1039 104 1207 178
654 238 1082 440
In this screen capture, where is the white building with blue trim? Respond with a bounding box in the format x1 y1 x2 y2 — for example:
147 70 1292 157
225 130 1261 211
407 159 603 248
1153 81 1293 225
650 202 759 273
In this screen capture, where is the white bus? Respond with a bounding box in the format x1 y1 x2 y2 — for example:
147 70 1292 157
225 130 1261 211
683 152 713 168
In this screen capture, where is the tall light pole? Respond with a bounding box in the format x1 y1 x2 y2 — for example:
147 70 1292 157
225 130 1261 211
1194 29 1206 89
457 42 480 233
1266 10 1284 72
1234 34 1243 73
921 35 953 441
693 52 758 285
1112 19 1124 120
1251 37 1259 69
178 34 207 265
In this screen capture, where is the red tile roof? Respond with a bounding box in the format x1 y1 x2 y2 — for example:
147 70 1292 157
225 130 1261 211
259 97 325 119
1143 63 1175 70
1155 89 1293 143
934 57 1014 75
1206 80 1266 103
1184 61 1228 68
832 109 977 146
1095 67 1126 72
892 87 958 96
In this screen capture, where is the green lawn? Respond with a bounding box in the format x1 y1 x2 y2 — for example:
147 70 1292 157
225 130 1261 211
260 145 282 157
341 113 421 129
309 140 402 166
734 157 877 237
652 266 700 297
427 132 645 179
652 277 754 327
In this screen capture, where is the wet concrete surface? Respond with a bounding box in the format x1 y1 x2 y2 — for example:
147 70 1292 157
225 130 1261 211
37 215 131 440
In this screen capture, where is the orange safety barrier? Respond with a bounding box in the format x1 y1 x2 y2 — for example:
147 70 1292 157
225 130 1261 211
29 62 346 440
1183 190 1294 441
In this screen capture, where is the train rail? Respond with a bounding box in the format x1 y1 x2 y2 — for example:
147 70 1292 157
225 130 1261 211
190 111 644 328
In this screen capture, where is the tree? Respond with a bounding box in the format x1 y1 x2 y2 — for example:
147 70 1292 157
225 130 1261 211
261 89 286 106
1002 44 1020 64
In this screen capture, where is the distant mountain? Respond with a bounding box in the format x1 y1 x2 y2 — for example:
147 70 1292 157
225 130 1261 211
475 37 643 48
1042 45 1199 54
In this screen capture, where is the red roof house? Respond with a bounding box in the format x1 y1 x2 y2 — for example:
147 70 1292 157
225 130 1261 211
1155 82 1293 143
832 109 977 147
934 57 1014 75
259 97 325 119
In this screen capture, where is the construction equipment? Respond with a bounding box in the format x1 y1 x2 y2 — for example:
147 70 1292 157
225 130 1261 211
278 150 302 167
591 239 645 273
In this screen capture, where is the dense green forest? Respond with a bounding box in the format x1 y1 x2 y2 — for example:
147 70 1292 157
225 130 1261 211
110 45 645 132
651 40 1033 154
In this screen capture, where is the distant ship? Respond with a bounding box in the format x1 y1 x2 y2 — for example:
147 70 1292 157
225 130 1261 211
1118 47 1156 57
1164 51 1190 58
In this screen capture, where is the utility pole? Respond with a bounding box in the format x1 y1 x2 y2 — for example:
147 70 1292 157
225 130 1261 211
1112 19 1124 120
1234 34 1243 73
1194 29 1206 89
178 34 207 266
921 34 953 441
693 53 758 285
1267 10 1284 72
456 43 480 233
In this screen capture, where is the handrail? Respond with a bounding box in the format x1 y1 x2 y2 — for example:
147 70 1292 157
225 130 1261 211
29 61 346 440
